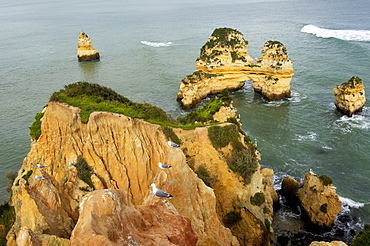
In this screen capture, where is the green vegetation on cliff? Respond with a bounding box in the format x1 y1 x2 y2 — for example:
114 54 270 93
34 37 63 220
208 124 258 184
50 82 177 125
199 27 247 63
29 112 44 141
179 91 232 124
0 203 15 245
351 225 370 246
343 76 363 88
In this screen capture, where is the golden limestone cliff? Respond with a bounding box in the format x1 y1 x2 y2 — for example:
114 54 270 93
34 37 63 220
282 171 342 228
333 76 366 116
177 27 294 109
77 31 100 62
7 83 277 246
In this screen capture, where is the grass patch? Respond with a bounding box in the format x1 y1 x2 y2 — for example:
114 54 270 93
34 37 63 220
50 82 177 125
29 112 44 141
250 192 265 206
0 203 15 245
208 124 258 184
161 126 182 145
75 156 94 189
351 225 370 246
21 170 33 186
179 91 232 125
319 175 332 186
195 165 212 187
223 211 242 228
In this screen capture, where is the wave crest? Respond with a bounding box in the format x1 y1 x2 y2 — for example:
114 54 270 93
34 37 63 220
340 196 367 210
141 41 172 47
301 24 370 42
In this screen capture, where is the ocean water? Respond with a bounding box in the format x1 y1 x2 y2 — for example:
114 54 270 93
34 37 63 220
1 0 370 234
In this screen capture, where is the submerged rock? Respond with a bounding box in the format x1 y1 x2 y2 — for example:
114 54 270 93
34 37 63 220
333 76 366 116
177 27 294 109
309 241 348 246
77 31 100 62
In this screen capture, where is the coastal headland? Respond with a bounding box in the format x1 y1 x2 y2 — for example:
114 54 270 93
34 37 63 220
2 82 361 246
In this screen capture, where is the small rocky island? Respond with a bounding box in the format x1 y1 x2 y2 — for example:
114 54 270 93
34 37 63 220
333 76 366 116
77 31 100 62
177 27 294 109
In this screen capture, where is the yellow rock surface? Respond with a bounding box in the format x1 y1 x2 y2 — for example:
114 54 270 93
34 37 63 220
177 28 294 109
333 76 366 116
77 31 100 61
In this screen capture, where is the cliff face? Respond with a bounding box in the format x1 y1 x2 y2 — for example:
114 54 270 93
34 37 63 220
7 101 276 246
333 76 366 116
177 28 294 109
297 172 342 228
77 31 100 62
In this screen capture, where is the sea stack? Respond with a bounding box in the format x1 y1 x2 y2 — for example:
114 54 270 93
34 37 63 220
77 31 100 62
251 40 294 101
281 171 342 228
333 76 366 116
177 27 294 109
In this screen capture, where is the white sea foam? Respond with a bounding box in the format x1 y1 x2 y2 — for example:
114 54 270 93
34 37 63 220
301 24 370 42
335 114 370 131
295 131 317 141
340 196 367 212
141 41 172 47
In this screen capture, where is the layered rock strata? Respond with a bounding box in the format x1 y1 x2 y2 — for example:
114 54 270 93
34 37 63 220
177 27 294 109
77 31 100 62
70 189 198 246
8 99 276 246
333 76 366 116
281 171 342 228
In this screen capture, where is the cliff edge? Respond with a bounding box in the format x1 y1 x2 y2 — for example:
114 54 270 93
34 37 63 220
7 83 277 246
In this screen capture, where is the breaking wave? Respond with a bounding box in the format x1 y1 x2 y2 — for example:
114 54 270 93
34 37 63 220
301 25 370 42
334 109 370 131
140 41 172 47
340 196 367 210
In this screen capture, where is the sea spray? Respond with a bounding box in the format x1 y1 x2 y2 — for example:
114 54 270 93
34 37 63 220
301 24 370 42
140 41 172 47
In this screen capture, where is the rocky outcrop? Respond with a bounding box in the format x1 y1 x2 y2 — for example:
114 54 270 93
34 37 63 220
309 241 348 246
70 189 197 246
297 172 342 228
177 27 294 109
77 31 100 62
333 76 366 116
281 171 342 229
7 98 278 246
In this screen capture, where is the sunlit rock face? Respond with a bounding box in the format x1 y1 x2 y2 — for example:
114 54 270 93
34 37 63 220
177 27 294 109
77 31 100 62
333 76 366 116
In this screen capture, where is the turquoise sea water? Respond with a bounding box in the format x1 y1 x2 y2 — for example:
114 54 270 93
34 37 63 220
1 0 370 232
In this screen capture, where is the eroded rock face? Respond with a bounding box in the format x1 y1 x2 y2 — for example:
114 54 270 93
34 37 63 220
176 125 275 246
251 41 294 101
77 31 100 62
309 241 348 246
333 76 366 116
177 28 294 109
297 171 342 228
8 102 244 246
70 189 197 246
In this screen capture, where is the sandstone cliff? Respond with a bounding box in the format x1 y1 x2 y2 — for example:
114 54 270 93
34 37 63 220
281 171 342 228
77 31 100 62
333 76 366 116
7 84 277 246
177 27 294 109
